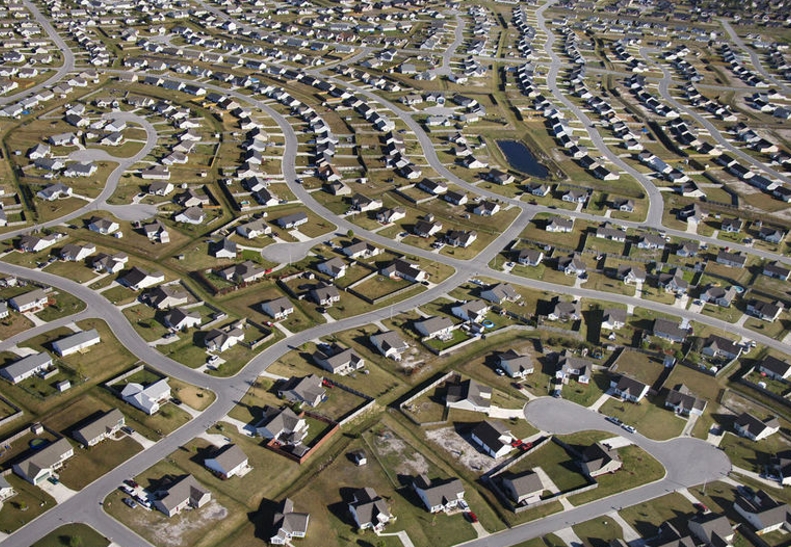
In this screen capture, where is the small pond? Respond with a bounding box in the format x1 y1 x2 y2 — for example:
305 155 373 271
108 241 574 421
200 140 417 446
497 139 550 179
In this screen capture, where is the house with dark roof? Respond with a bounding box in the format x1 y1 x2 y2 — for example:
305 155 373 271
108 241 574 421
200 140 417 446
369 331 409 361
747 299 784 323
270 498 310 545
348 487 392 531
664 385 707 416
763 262 790 281
500 470 544 505
496 350 533 378
72 408 124 447
219 261 267 284
701 335 742 361
652 318 689 343
412 475 465 513
579 442 622 477
445 378 492 413
204 444 249 479
414 316 454 339
380 259 427 283
312 344 364 375
601 309 627 331
277 375 326 407
154 475 212 517
471 420 514 458
758 356 791 381
611 376 650 402
716 250 746 268
480 283 521 304
734 489 791 534
261 297 294 320
689 513 735 547
255 406 308 446
146 285 189 310
118 267 165 291
700 285 738 308
735 413 780 441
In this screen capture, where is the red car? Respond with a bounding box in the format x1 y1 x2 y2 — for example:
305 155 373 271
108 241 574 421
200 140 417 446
321 379 334 388
511 439 523 448
519 442 533 451
466 512 478 523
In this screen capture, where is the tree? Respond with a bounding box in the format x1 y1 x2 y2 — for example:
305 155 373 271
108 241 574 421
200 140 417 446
69 535 83 547
347 229 354 238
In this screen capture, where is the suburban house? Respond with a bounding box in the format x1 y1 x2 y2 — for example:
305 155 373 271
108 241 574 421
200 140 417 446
118 267 165 291
700 285 738 308
219 261 267 284
701 335 742 361
120 378 171 415
72 408 125 447
9 289 49 312
716 250 746 268
496 350 534 378
734 413 780 441
689 513 735 547
211 238 237 259
747 299 784 322
471 420 514 458
771 451 791 486
277 375 326 407
275 212 309 229
0 352 53 384
601 309 627 331
0 476 14 502
759 355 791 381
312 344 365 375
255 406 309 446
342 241 380 259
480 283 521 305
52 329 101 357
652 318 689 343
154 475 212 517
556 351 592 385
445 378 492 413
412 474 465 513
517 249 544 267
369 331 409 361
734 490 791 534
174 207 205 225
60 243 96 262
236 219 271 239
164 308 202 331
87 217 119 235
270 498 310 545
548 299 581 322
348 487 392 531
318 257 347 279
579 442 622 477
204 444 249 479
19 233 62 253
414 316 454 340
146 285 189 310
261 297 295 320
451 299 490 323
380 259 427 283
204 326 245 353
611 375 650 402
13 438 74 485
500 470 543 506
309 283 340 307
664 385 707 416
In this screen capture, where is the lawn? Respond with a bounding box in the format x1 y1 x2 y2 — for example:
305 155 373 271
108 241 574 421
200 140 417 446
31 523 109 547
93 387 192 441
36 291 87 321
42 260 99 284
0 312 34 340
506 441 589 493
718 431 791 473
58 436 143 490
0 474 56 533
612 350 667 387
169 378 215 411
573 517 623 547
123 304 170 342
598 397 685 441
561 373 609 407
619 492 696 538
352 274 415 301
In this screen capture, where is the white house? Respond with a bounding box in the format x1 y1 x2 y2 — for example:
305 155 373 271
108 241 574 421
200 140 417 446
204 444 249 479
121 378 171 415
52 329 100 357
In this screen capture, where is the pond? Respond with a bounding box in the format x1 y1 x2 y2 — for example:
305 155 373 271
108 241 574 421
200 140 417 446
497 139 549 179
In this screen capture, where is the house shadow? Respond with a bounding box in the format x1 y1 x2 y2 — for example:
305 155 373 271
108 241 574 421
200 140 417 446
62 409 107 438
191 330 207 347
249 497 281 541
631 509 691 537
583 309 603 346
539 354 557 376
328 487 358 530
189 444 217 466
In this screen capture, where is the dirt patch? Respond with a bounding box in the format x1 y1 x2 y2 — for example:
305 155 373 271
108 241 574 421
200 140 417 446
372 429 430 476
424 426 500 473
150 500 228 547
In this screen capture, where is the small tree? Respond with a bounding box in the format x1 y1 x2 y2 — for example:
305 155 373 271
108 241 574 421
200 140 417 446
347 229 354 239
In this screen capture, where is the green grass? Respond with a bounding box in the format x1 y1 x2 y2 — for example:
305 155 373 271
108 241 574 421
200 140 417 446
58 436 143 490
598 397 686 441
31 523 109 547
573 517 623 547
0 474 57 533
507 441 589 492
35 291 87 321
718 431 791 473
619 493 696 538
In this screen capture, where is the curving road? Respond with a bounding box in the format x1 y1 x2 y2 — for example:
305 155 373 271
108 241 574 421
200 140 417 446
719 19 790 96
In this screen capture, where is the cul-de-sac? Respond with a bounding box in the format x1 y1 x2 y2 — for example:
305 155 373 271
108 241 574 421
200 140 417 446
2 0 791 546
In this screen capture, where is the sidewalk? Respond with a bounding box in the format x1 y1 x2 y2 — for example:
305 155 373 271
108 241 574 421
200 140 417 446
378 530 416 547
555 526 585 547
589 391 612 412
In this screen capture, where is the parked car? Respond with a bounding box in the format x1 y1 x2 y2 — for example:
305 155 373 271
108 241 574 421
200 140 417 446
466 512 478 523
125 479 139 489
47 476 59 485
622 424 636 434
123 498 138 509
605 416 622 426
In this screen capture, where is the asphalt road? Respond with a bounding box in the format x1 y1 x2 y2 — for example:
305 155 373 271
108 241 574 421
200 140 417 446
718 19 790 96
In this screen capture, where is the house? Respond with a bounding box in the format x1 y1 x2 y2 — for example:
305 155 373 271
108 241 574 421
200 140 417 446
611 376 650 402
747 299 784 322
701 334 742 361
312 344 365 375
59 242 96 262
445 378 492 412
120 378 171 415
657 271 689 295
471 420 513 458
664 385 707 416
637 234 666 250
556 351 592 384
270 498 310 545
13 438 74 485
0 352 53 384
734 489 791 534
146 285 189 310
0 476 14 501
204 327 244 353
413 219 443 238
721 218 743 233
493 349 533 378
451 299 489 323
309 283 340 307
759 226 785 244
579 442 622 477
118 267 165 291
414 316 454 339
318 257 347 279
256 406 308 445
19 233 62 253
412 475 465 513
219 261 267 284
369 331 409 361
758 355 791 381
376 207 406 224
175 189 210 208
380 259 427 283
473 201 500 216
261 297 294 320
9 289 49 312
349 487 392 531
716 250 746 268
154 475 212 517
699 285 738 307
343 241 380 260
164 308 202 331
72 408 124 447
677 241 699 257
548 299 581 322
688 513 734 547
445 230 478 248
617 265 647 285
500 470 544 506
276 212 309 229
277 375 326 407
87 217 119 235
174 207 205 225
480 283 521 305
92 253 128 274
557 254 587 277
52 329 100 357
601 309 627 331
236 219 271 239
763 262 790 281
204 444 249 479
211 238 237 259
517 249 544 267
735 413 780 441
652 318 689 343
